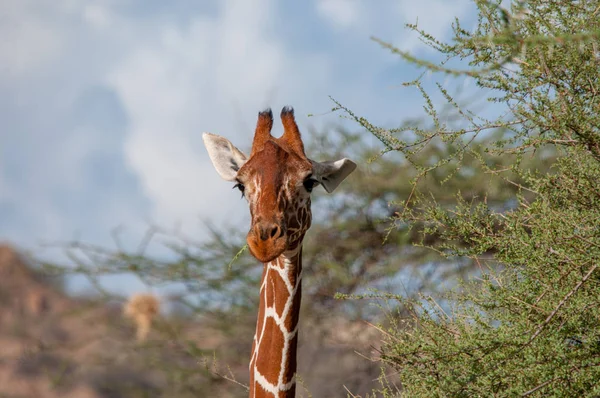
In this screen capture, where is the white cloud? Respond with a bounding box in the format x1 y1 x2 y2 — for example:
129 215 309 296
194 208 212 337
0 1 65 80
83 4 113 30
0 0 148 247
108 0 334 231
316 0 363 30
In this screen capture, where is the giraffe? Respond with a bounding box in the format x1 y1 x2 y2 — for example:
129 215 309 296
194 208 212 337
203 106 356 397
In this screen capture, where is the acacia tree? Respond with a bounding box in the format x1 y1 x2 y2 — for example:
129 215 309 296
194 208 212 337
335 0 600 396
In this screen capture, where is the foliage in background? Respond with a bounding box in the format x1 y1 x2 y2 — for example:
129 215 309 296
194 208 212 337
333 0 600 396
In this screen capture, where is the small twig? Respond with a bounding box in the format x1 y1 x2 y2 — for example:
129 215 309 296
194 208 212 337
137 226 158 255
228 244 248 270
528 264 598 343
510 296 544 313
522 377 556 396
201 354 250 391
363 320 396 341
343 385 360 397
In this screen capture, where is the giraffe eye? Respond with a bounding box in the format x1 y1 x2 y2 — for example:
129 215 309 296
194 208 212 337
233 182 245 198
303 177 319 193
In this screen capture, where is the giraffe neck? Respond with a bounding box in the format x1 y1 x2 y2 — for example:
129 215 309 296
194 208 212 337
249 245 303 398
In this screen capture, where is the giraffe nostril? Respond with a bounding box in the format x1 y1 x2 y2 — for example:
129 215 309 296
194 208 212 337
270 225 280 239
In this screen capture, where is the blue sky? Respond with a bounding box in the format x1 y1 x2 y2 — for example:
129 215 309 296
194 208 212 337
0 0 478 280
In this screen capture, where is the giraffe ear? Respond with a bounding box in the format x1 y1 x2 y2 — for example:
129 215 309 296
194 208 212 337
203 133 248 181
310 158 357 193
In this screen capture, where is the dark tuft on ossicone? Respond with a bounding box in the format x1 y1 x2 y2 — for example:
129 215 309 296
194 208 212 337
280 106 294 117
258 108 273 119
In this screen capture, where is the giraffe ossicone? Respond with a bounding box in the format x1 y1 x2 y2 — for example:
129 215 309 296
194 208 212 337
203 106 356 398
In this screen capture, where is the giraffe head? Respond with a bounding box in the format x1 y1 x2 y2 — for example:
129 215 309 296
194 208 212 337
203 107 356 263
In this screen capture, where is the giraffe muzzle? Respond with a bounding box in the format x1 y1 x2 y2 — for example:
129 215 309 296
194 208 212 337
247 221 288 263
